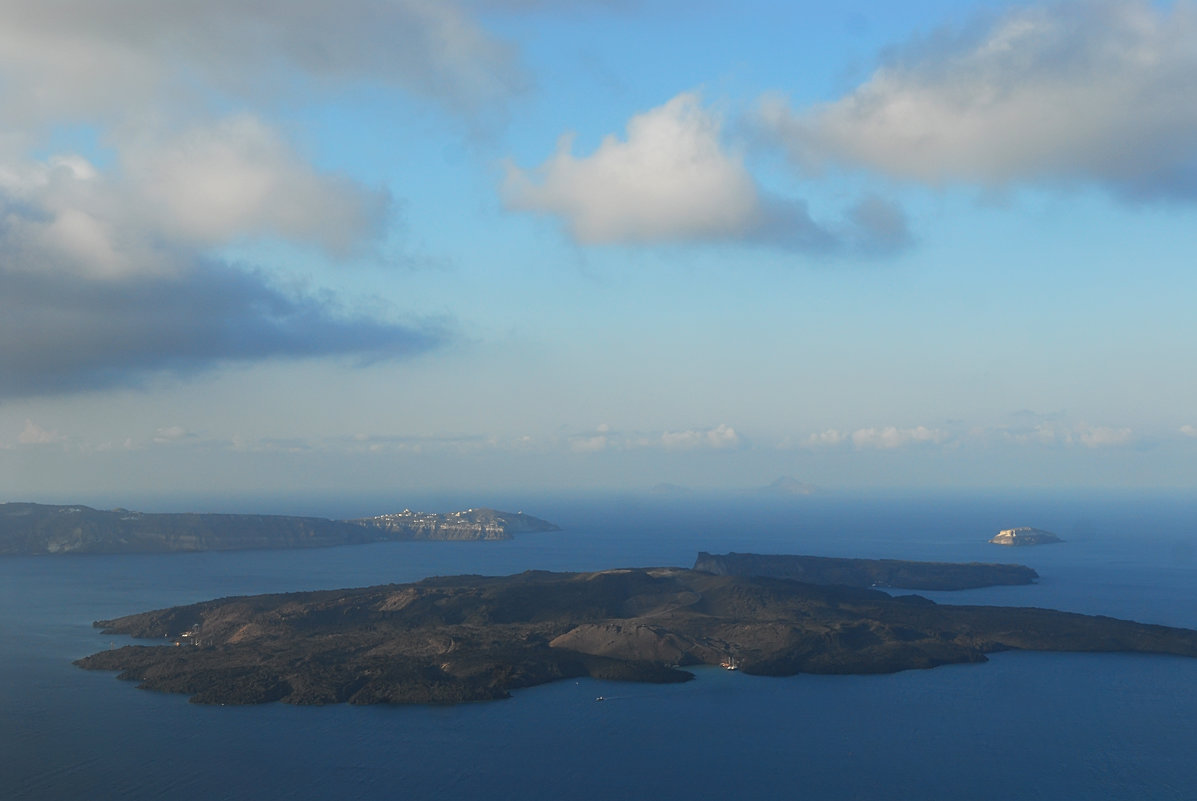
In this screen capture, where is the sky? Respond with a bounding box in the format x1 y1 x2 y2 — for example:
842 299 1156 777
2 0 1196 506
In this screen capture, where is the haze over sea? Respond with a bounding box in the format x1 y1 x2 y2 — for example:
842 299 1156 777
3 490 1195 801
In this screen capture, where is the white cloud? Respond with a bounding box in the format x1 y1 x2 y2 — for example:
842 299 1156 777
565 423 745 453
1 119 388 281
1181 424 1197 438
125 117 389 255
802 429 849 448
850 426 947 450
1002 423 1065 446
152 426 192 444
1077 425 1135 448
17 419 65 445
569 434 609 453
801 420 1138 451
760 0 1197 200
798 426 948 450
659 423 743 451
504 92 905 251
505 93 772 243
1000 421 1135 447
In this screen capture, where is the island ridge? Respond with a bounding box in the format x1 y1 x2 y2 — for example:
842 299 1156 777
694 552 1038 590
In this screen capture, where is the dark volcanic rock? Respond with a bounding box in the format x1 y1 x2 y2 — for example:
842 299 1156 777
694 552 1038 591
76 566 1197 705
0 502 558 555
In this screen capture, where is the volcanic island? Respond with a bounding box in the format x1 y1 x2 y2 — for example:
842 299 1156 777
76 553 1197 705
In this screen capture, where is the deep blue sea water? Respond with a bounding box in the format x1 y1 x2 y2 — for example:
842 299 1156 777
3 491 1196 800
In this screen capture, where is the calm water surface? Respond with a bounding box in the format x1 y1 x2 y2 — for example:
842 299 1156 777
3 492 1196 800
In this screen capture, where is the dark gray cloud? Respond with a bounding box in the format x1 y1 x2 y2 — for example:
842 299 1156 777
0 260 446 398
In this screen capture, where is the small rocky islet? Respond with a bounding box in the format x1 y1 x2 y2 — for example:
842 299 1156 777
76 553 1197 706
989 527 1064 546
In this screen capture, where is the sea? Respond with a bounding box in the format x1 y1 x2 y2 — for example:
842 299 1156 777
3 490 1196 801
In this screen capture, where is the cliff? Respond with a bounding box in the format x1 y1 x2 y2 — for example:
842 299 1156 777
76 564 1197 705
0 502 558 555
694 552 1038 591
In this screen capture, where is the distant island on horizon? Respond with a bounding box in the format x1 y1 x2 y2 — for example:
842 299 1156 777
76 553 1197 706
0 502 559 556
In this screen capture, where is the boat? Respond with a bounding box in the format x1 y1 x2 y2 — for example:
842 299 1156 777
720 656 739 670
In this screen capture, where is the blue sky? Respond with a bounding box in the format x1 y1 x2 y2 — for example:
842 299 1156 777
3 0 1196 503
